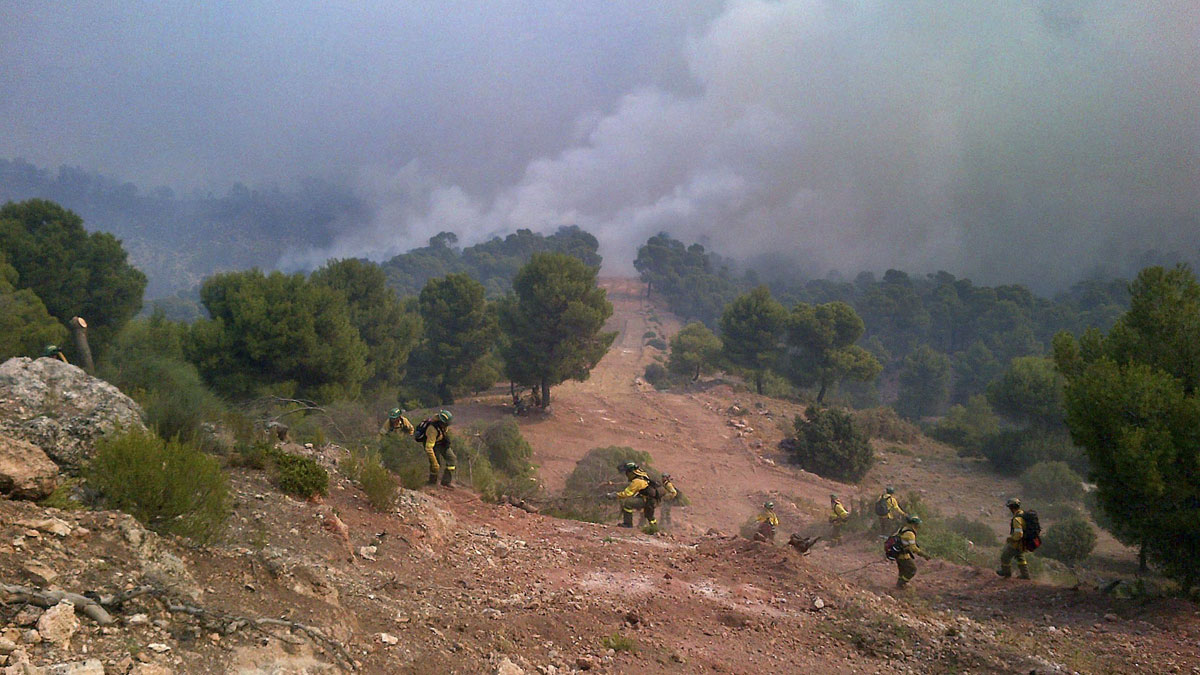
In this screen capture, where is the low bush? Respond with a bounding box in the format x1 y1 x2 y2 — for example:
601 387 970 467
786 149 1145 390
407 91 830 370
851 407 920 443
642 330 657 339
646 337 668 351
643 363 669 389
944 514 999 547
1040 515 1097 566
87 428 229 543
783 407 872 483
228 440 276 470
1020 461 1084 504
342 448 397 511
928 395 999 456
271 451 329 499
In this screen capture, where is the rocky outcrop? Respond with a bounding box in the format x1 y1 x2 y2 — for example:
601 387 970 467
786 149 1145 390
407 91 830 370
0 434 58 500
0 357 144 469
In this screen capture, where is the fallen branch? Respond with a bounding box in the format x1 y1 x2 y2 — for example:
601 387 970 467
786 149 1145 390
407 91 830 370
4 583 355 671
158 600 355 670
0 583 114 625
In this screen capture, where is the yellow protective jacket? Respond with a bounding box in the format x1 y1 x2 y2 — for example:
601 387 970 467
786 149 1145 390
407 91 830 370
616 469 652 499
1008 510 1026 549
381 415 414 436
881 494 905 519
756 510 779 527
897 526 923 560
662 479 678 500
423 422 450 471
829 500 850 523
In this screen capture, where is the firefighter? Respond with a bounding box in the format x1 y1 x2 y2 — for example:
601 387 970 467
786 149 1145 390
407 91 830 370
660 473 679 527
894 515 930 589
607 462 661 528
380 407 414 436
42 344 68 363
998 497 1031 579
419 410 456 487
829 494 850 543
876 486 906 534
754 501 779 543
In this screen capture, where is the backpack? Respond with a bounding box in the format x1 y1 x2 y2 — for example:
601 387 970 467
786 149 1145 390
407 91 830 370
884 532 905 560
413 419 433 443
638 474 664 500
874 495 890 516
1021 510 1042 551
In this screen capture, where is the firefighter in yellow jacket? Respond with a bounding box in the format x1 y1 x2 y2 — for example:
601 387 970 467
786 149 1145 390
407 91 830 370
894 515 930 588
829 494 850 542
607 462 660 528
659 473 679 527
754 501 779 543
420 410 456 487
998 497 1031 579
380 408 414 436
877 486 906 534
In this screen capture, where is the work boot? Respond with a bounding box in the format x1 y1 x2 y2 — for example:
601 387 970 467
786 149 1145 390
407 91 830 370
427 472 439 486
440 469 454 488
1017 567 1031 580
621 511 634 528
996 568 1011 578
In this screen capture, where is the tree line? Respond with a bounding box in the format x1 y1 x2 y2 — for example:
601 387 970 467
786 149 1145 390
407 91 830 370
0 200 615 421
636 232 1130 409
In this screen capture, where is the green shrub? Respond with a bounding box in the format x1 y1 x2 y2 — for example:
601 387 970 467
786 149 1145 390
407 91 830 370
928 395 999 455
918 523 971 562
343 449 397 511
981 429 1086 475
944 514 999 547
646 338 667 351
87 429 229 543
228 440 276 470
377 434 431 489
37 478 84 511
481 419 532 475
643 363 669 389
851 407 920 443
1020 461 1084 503
642 331 657 340
783 407 872 483
600 632 636 652
271 451 328 499
1040 515 1097 566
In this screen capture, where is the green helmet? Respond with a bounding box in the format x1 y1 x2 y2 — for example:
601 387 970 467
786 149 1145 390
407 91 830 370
764 501 775 510
907 515 922 525
42 344 61 356
619 461 638 473
885 486 895 494
388 408 403 420
436 410 452 425
1006 497 1021 508
830 494 838 500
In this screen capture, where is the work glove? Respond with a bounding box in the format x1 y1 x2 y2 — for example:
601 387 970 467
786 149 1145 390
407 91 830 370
605 492 617 499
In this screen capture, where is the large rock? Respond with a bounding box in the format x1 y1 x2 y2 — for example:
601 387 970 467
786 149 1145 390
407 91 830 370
36 601 78 647
0 357 144 469
0 434 59 499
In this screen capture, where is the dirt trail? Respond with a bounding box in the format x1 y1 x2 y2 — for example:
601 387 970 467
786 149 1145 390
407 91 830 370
520 278 846 531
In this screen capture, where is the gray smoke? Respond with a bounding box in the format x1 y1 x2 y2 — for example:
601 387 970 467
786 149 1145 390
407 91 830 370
5 1 1197 290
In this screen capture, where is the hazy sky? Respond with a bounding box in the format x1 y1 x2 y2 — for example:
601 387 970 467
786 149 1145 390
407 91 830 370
3 1 1198 289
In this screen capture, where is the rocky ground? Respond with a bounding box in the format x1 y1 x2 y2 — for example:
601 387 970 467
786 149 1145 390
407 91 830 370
1 280 1198 674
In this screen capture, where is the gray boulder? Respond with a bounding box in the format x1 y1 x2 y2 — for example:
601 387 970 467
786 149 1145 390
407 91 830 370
0 357 145 469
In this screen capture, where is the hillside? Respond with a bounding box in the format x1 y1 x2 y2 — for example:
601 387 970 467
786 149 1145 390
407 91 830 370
2 279 1198 674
